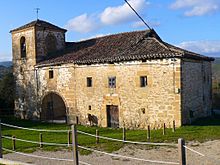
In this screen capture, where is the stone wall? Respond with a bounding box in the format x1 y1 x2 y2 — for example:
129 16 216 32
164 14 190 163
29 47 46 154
36 64 76 118
12 26 66 120
11 27 38 119
35 28 65 62
181 60 212 124
35 59 182 129
74 59 182 129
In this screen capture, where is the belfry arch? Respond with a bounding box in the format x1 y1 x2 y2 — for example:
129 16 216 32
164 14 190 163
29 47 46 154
41 92 67 121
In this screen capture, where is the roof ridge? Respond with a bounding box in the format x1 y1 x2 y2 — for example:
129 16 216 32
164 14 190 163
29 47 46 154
78 29 150 43
10 19 67 33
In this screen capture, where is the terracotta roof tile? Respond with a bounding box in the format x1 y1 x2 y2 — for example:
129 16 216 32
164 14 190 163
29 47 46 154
36 29 214 66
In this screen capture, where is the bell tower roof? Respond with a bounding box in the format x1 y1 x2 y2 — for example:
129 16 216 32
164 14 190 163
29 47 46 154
10 19 67 33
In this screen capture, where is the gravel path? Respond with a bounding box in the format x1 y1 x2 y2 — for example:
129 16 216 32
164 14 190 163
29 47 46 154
3 140 220 165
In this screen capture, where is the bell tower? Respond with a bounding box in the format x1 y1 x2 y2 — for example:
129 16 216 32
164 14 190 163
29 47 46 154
10 19 67 119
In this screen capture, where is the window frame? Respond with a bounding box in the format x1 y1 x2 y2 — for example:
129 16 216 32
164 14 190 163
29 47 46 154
108 76 116 88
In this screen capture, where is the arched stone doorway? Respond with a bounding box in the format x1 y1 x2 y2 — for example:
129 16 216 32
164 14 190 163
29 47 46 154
41 92 66 121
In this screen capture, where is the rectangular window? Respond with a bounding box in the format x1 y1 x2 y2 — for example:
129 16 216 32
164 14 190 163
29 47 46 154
49 70 54 79
87 77 92 87
140 76 148 87
108 76 116 88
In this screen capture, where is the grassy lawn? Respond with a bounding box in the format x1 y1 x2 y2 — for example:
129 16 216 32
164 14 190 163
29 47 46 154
1 115 220 155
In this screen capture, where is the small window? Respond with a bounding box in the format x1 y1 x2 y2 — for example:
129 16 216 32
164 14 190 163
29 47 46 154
88 105 92 110
49 70 54 79
108 76 116 88
20 37 26 58
140 76 148 87
87 77 92 87
141 108 145 114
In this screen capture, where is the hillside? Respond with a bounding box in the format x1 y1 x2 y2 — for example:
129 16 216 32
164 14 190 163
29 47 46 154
0 61 12 79
0 61 12 67
0 65 11 79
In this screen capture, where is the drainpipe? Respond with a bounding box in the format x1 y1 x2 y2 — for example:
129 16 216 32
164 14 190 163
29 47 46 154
172 58 176 93
35 68 40 120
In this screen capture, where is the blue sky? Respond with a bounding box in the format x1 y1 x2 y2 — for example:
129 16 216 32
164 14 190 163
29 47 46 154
0 0 220 61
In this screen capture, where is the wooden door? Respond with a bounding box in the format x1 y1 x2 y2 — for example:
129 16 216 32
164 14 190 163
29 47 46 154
46 101 53 120
107 105 119 128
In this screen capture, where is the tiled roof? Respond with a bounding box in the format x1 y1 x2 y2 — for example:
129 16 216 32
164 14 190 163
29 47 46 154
37 29 214 66
10 19 67 33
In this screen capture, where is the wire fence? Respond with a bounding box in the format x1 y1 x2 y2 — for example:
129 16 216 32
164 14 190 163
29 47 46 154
1 122 69 133
2 147 91 165
2 135 68 147
1 121 219 165
78 145 179 165
77 129 177 147
183 145 220 164
2 135 180 165
2 122 177 147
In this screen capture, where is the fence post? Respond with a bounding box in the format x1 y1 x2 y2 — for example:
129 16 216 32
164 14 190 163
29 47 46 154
96 129 99 144
39 133 43 148
68 130 71 147
0 119 2 158
147 125 150 140
71 125 79 165
123 127 126 142
172 120 176 132
163 123 166 135
178 138 186 165
12 135 16 151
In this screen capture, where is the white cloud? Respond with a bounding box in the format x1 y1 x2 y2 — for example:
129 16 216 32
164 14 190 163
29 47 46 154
65 0 150 33
132 20 160 28
65 14 100 33
170 0 219 16
100 0 149 25
177 40 220 56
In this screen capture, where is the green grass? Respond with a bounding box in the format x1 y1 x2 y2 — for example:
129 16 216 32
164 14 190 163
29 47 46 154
1 115 220 155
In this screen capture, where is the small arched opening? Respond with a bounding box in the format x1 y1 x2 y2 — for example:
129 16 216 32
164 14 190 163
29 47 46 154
41 92 67 121
20 36 26 58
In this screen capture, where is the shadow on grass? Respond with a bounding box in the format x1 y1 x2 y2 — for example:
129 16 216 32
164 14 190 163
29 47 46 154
191 114 220 126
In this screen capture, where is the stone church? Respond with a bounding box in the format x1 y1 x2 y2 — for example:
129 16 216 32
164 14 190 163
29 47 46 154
11 19 214 129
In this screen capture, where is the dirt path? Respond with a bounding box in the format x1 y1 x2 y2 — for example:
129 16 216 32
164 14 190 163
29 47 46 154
3 140 220 165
